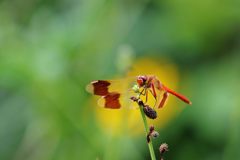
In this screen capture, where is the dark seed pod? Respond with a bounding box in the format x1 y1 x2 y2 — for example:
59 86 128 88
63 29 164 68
149 125 155 132
138 99 144 106
130 96 138 102
147 134 150 143
143 105 157 119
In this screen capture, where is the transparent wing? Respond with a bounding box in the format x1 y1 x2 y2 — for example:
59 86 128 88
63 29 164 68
97 89 139 109
86 77 139 109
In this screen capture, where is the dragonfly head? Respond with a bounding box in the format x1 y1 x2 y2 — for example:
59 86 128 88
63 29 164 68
137 75 147 87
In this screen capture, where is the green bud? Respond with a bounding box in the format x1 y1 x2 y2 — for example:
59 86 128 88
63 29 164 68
132 84 140 93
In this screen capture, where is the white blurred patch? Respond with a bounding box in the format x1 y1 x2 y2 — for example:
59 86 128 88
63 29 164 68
116 44 135 74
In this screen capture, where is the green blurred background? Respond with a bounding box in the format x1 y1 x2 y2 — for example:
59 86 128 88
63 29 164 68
0 0 240 160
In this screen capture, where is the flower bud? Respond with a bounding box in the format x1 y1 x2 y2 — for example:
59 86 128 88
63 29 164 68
159 143 169 154
151 131 159 138
132 84 140 93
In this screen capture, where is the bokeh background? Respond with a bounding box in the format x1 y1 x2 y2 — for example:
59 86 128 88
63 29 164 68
0 0 240 160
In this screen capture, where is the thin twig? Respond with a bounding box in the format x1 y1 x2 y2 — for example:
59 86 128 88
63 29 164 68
138 102 156 160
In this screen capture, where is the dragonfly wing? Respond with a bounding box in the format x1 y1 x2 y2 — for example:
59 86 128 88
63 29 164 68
97 90 139 109
86 77 139 109
86 80 111 96
86 77 136 95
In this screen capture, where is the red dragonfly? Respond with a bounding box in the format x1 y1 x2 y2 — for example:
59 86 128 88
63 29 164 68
86 75 191 109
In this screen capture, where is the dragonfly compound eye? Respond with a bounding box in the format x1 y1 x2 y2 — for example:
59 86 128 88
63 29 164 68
137 75 147 87
143 105 157 119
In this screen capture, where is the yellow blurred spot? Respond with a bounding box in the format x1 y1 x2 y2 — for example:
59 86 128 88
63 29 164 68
94 57 183 137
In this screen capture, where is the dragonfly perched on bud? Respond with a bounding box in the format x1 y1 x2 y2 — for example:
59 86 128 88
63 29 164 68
86 75 191 110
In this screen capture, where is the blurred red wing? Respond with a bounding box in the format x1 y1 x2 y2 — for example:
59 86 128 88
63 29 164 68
102 92 121 109
97 91 138 109
86 80 111 96
86 77 138 109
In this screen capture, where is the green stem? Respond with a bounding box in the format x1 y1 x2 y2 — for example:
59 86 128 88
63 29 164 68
139 103 156 160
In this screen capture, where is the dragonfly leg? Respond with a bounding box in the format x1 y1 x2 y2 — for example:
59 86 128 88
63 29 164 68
139 88 145 95
158 92 169 108
148 83 158 109
145 89 148 103
151 83 157 99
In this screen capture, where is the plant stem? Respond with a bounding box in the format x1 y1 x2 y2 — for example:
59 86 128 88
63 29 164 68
139 103 156 160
